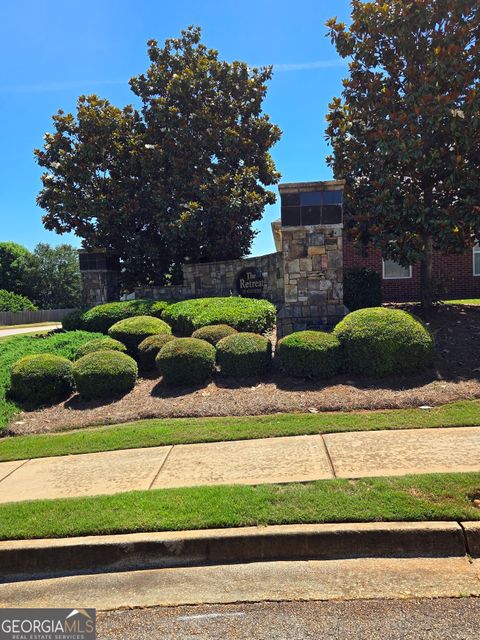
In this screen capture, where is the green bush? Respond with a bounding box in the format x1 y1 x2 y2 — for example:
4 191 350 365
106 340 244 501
216 333 272 378
343 268 382 311
0 290 37 312
137 334 175 371
0 330 103 428
156 338 216 386
73 350 138 399
163 297 276 336
81 299 169 334
191 324 238 345
62 309 85 331
333 307 435 377
277 331 342 379
108 316 172 353
74 337 127 360
10 354 74 406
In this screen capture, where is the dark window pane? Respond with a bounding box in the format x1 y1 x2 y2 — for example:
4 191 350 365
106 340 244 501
322 205 343 224
301 205 322 225
281 206 301 226
281 192 300 207
323 190 343 205
300 191 322 206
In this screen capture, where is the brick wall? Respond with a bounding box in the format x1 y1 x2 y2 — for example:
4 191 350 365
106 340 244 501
344 236 480 302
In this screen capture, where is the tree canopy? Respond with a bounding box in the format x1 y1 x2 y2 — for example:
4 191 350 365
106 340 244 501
35 26 281 288
325 0 480 306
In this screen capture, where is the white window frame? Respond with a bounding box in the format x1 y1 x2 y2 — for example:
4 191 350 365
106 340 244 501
382 259 412 280
473 244 480 276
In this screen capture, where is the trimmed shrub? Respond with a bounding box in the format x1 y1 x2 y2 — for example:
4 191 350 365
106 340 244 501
277 331 341 379
343 268 382 311
73 350 138 399
191 324 238 345
74 337 127 360
81 299 169 334
156 338 216 386
163 297 276 336
10 354 74 406
0 290 37 312
333 307 435 377
108 316 172 353
216 333 272 378
62 309 85 331
137 334 175 371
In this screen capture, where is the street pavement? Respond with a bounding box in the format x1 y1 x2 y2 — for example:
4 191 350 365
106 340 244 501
1 425 480 503
98 597 480 640
0 324 60 337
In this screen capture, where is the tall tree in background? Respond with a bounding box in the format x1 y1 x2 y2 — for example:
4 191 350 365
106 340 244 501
35 26 281 288
24 244 81 309
0 242 30 295
325 0 480 307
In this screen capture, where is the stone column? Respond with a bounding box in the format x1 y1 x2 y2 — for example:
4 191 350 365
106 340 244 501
277 180 346 338
79 250 121 307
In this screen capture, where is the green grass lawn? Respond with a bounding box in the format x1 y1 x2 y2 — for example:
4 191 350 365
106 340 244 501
0 472 478 540
1 399 479 463
444 299 480 305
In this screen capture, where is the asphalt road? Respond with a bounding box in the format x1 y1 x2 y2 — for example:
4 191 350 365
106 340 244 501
98 597 480 640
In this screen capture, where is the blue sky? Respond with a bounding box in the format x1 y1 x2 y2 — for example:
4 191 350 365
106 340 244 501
0 0 351 256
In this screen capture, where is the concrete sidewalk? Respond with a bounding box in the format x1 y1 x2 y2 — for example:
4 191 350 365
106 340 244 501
0 324 61 337
1 425 479 504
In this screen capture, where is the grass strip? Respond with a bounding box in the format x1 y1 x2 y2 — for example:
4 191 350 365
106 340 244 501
0 472 479 540
1 400 480 462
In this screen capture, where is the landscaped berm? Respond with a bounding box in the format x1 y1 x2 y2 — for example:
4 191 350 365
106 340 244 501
1 297 480 435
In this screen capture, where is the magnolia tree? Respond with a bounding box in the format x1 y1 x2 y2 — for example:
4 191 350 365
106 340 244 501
325 0 480 307
35 26 281 288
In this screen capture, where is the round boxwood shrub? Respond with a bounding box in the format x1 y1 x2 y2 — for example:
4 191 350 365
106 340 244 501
191 324 238 345
277 331 342 379
73 350 138 399
81 299 169 334
333 307 434 377
216 333 272 378
156 338 216 386
137 334 175 371
74 337 127 360
10 354 74 406
108 315 172 353
163 297 276 336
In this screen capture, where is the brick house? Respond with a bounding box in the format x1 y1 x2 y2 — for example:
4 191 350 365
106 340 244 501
343 236 480 302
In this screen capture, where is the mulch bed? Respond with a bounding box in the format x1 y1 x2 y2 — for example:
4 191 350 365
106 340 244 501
8 304 480 435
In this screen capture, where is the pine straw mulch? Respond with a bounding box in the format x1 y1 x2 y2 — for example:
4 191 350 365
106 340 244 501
8 304 480 435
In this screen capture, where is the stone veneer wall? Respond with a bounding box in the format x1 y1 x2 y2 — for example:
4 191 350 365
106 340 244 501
134 251 284 303
277 225 344 338
81 270 121 307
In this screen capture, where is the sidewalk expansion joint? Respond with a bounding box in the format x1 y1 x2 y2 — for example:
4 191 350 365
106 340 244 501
148 445 174 489
458 521 473 560
320 435 337 478
0 458 31 485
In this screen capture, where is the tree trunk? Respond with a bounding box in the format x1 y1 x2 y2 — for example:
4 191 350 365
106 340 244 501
420 233 433 309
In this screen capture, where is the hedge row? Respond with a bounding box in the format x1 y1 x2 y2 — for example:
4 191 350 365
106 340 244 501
163 297 276 335
9 307 435 406
62 299 169 333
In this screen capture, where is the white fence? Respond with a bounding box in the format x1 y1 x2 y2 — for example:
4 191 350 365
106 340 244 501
0 308 77 327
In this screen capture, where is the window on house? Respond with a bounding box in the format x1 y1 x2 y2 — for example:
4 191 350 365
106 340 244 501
473 244 480 276
382 259 412 279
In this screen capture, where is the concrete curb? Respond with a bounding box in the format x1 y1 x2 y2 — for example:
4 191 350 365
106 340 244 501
0 521 472 583
462 521 480 557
